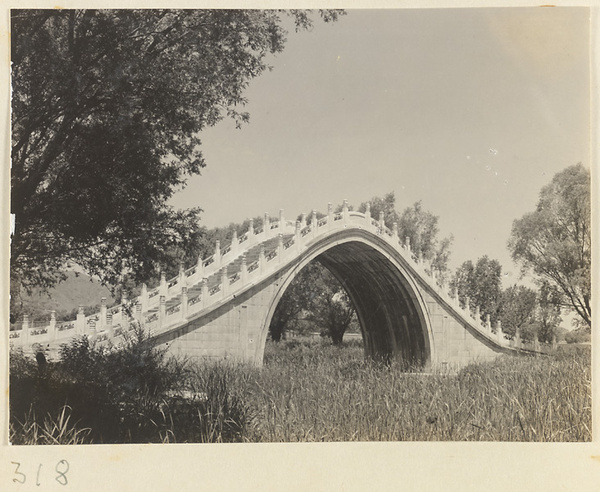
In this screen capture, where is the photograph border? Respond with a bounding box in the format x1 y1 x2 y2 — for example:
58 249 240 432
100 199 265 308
2 1 599 490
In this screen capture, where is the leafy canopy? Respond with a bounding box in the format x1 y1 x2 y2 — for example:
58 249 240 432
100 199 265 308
508 164 591 328
451 255 503 324
356 192 454 280
10 9 344 295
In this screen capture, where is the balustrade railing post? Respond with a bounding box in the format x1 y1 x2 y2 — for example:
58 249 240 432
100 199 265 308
365 202 371 228
107 312 114 339
277 233 284 262
50 310 56 341
248 218 254 237
119 291 128 331
328 203 333 230
405 236 411 252
343 199 349 224
141 284 148 316
231 230 239 256
295 220 301 248
214 240 221 267
496 320 503 344
279 209 284 231
311 210 318 239
474 306 481 324
221 266 228 298
196 254 204 282
464 296 470 316
201 278 208 309
159 296 166 330
486 314 491 333
178 262 186 290
241 253 248 284
264 213 270 239
100 297 107 330
378 211 385 234
22 315 29 346
76 305 85 335
515 326 521 349
181 286 188 320
135 302 143 326
160 272 167 297
259 245 266 274
300 213 307 229
392 222 398 240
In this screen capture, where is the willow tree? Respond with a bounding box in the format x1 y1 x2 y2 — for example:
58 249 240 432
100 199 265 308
508 164 591 328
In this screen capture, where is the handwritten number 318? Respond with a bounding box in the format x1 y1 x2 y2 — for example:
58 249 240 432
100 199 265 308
11 460 69 486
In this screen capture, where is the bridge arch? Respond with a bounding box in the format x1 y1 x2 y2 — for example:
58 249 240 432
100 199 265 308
257 229 434 368
14 203 529 368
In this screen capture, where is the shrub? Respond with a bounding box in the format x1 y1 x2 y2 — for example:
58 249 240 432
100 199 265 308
564 329 591 344
10 325 254 444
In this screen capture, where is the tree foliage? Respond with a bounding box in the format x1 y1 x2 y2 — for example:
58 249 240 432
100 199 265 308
269 262 356 344
535 281 563 343
357 193 453 280
10 9 343 297
451 256 503 323
497 285 538 342
508 164 591 328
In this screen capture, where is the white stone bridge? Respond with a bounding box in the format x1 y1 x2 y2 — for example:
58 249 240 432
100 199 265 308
10 201 542 370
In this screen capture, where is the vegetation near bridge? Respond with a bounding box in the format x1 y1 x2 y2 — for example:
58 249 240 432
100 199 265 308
10 334 591 444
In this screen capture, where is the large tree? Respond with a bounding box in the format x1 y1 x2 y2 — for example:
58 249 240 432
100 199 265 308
508 164 591 328
10 9 343 298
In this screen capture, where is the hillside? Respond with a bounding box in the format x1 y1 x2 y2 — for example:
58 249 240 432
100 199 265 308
16 272 114 322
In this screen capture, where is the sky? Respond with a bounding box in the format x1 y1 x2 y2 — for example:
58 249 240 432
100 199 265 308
170 7 590 285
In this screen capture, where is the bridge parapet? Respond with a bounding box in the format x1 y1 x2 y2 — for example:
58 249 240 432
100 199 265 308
10 201 525 356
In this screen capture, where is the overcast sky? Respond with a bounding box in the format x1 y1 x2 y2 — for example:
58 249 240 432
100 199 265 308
170 7 590 284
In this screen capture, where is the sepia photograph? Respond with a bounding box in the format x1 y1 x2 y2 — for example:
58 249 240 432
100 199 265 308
3 3 598 490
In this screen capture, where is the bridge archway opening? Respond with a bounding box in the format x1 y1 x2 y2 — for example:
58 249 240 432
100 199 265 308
266 239 432 368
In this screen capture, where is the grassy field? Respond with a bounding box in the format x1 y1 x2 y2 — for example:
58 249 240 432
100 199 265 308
9 334 591 444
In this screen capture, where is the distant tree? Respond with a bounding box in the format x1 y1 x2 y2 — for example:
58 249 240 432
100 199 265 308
497 285 538 341
508 164 591 328
269 262 320 342
536 281 563 343
10 9 343 300
564 329 591 344
357 192 400 225
357 194 453 282
308 270 356 345
269 261 356 344
451 256 503 323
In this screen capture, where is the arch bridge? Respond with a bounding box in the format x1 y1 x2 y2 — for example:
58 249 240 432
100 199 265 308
10 201 540 370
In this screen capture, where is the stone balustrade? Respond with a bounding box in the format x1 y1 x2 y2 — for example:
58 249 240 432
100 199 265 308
10 200 523 353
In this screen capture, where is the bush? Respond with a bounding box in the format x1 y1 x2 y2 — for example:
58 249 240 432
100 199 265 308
9 325 254 444
564 329 591 344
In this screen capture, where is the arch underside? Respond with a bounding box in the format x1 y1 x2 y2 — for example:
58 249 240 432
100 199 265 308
299 241 430 367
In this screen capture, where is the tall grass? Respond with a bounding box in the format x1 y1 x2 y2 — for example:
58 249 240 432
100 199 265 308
244 339 591 442
10 336 590 444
